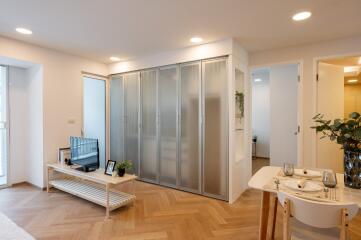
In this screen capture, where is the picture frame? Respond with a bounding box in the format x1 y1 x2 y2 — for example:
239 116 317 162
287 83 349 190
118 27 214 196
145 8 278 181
105 160 116 176
58 147 71 165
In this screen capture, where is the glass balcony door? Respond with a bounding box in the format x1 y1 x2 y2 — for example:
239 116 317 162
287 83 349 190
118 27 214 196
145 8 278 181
0 66 8 188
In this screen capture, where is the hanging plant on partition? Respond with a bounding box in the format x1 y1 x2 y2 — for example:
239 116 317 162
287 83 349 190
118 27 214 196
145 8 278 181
235 91 244 119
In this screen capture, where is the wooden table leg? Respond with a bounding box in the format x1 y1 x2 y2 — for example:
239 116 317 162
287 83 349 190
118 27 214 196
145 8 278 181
259 191 270 240
270 196 278 240
47 167 50 193
105 183 110 219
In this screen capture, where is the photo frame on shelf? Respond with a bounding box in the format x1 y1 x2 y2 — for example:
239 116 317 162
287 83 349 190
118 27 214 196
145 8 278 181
105 160 116 175
58 147 71 165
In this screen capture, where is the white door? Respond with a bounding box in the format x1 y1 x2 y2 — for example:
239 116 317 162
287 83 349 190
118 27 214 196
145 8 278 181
317 62 344 172
83 77 106 168
0 66 8 187
269 64 299 166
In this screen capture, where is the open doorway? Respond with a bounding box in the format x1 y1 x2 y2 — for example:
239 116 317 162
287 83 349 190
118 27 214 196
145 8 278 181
316 56 361 172
251 63 300 174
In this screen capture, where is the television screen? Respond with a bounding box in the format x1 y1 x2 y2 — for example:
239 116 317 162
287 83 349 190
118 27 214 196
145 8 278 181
70 137 99 169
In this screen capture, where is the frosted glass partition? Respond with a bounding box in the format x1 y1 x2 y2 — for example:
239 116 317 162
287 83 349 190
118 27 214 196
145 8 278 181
124 72 140 175
158 66 178 186
202 58 228 200
179 62 201 192
140 70 158 182
109 57 229 201
110 76 124 162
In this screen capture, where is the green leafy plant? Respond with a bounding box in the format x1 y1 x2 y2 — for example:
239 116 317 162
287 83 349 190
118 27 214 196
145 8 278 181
235 91 244 118
115 160 133 170
312 112 361 152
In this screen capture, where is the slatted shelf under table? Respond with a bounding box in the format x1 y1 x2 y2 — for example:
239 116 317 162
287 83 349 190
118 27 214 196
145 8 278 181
47 163 137 219
50 178 135 210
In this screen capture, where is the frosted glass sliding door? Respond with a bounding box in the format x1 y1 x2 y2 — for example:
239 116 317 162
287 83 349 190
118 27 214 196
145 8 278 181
158 66 178 186
124 72 140 175
179 62 201 192
202 58 228 200
110 75 124 162
140 70 158 182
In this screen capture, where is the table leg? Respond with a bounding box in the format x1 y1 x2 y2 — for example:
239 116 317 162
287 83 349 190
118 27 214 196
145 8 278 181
131 179 135 207
105 184 110 219
270 196 278 240
259 191 270 240
47 167 50 193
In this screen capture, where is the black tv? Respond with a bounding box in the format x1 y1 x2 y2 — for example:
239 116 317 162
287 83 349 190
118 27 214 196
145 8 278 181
70 136 99 172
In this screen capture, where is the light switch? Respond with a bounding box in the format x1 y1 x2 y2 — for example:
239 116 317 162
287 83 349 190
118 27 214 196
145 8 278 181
67 119 76 124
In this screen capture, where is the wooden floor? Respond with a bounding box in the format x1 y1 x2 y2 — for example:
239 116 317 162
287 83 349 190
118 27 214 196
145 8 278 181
252 157 270 175
0 182 361 240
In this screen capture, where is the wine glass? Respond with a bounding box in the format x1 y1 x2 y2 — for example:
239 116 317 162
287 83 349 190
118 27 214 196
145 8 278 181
322 170 337 188
283 163 294 176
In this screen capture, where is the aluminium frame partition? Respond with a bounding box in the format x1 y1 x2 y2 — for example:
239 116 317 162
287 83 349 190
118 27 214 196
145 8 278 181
110 56 229 201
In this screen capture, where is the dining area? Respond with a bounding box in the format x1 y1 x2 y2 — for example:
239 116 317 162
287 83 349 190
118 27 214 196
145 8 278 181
249 164 361 240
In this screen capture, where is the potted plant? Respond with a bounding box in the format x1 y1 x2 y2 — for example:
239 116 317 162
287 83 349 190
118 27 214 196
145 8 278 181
235 91 244 120
115 160 133 177
312 112 361 188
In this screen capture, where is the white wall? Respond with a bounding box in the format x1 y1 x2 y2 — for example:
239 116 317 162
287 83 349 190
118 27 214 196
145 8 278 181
250 34 361 168
0 36 108 187
27 66 44 187
9 67 28 184
8 66 43 187
251 70 270 158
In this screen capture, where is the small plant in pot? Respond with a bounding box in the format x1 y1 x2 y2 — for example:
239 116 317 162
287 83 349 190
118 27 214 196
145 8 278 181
312 112 361 188
115 160 133 177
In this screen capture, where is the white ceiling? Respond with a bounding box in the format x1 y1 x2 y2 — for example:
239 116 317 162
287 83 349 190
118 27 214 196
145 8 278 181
1 0 361 63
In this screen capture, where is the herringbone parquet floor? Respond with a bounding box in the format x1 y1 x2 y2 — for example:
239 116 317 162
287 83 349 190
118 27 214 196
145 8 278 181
0 182 360 240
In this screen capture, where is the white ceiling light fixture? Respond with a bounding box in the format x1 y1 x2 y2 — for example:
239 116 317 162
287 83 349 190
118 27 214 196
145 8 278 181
254 78 262 82
110 56 121 61
344 66 360 73
15 27 32 35
347 79 358 83
190 37 203 43
292 11 312 21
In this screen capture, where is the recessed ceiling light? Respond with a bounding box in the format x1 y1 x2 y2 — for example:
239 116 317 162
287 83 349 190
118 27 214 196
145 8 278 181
344 66 359 73
110 56 121 61
254 78 262 82
347 79 358 83
15 27 32 35
292 11 312 21
190 37 203 43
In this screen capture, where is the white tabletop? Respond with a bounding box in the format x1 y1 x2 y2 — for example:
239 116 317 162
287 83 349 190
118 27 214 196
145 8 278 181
249 166 361 208
48 163 137 185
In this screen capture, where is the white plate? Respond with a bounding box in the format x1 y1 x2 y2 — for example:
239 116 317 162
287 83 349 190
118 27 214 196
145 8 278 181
294 169 322 178
283 180 323 192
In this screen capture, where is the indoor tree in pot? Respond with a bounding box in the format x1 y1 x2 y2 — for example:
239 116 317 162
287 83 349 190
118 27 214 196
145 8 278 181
115 160 133 177
312 112 361 188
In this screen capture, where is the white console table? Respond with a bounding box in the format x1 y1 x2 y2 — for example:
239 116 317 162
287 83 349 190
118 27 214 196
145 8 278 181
47 163 137 218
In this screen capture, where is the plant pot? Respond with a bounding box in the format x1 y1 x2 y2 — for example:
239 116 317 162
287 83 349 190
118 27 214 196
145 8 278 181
118 168 125 177
344 151 361 189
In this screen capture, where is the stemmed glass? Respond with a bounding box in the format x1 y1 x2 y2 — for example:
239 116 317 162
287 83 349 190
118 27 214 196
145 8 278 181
283 163 294 176
322 170 337 200
322 170 337 188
